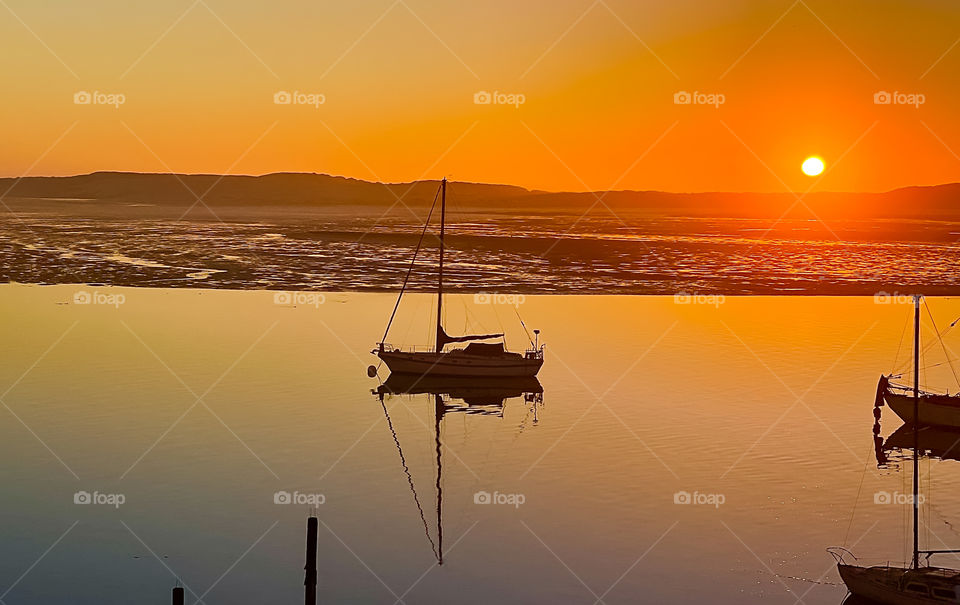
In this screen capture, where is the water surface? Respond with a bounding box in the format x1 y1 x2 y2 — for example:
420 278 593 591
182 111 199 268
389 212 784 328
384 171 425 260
1 286 959 603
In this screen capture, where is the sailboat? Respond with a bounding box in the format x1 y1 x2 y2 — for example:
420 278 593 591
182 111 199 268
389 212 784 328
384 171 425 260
833 295 960 603
372 178 544 378
877 299 960 429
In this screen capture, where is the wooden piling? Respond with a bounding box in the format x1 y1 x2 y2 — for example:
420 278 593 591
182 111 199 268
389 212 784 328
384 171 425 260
305 515 318 605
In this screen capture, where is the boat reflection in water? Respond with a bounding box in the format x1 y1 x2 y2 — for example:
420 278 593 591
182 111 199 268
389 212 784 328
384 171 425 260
377 374 543 415
879 424 960 465
373 376 543 565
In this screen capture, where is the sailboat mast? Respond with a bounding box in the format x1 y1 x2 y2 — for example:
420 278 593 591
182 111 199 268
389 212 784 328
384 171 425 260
913 294 920 569
435 178 446 353
435 394 444 565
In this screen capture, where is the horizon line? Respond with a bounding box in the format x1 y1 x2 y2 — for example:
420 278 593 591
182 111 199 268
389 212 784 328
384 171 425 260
0 169 954 197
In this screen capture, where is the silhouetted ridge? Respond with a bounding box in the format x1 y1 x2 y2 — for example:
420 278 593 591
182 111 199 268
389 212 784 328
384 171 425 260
1 171 958 219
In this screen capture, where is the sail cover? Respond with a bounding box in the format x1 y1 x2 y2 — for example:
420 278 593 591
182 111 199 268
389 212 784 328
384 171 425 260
463 342 506 356
437 326 503 349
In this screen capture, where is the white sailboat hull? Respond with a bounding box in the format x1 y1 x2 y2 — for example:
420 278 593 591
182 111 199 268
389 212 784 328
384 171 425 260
378 350 543 378
886 393 960 429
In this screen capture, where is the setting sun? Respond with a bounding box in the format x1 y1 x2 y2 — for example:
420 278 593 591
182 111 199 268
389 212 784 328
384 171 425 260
801 156 825 176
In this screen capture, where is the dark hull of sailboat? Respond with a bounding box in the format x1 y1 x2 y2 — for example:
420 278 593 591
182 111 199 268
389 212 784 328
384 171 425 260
838 564 960 604
885 392 960 429
378 350 543 378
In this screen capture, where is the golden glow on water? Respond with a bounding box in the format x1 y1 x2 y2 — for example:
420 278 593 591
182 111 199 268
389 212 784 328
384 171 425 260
2 285 960 602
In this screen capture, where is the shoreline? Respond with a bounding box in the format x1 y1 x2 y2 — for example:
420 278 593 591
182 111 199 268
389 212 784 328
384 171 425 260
4 281 952 298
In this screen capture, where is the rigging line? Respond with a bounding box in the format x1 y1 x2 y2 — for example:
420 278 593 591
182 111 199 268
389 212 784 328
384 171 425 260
928 502 960 540
380 183 442 346
843 440 874 547
892 311 910 373
481 394 524 472
460 295 470 335
459 293 478 334
492 299 507 345
513 307 534 347
378 397 440 560
397 293 422 350
920 331 947 360
924 298 960 389
892 322 947 376
515 405 534 435
917 359 960 372
465 294 494 341
921 334 927 396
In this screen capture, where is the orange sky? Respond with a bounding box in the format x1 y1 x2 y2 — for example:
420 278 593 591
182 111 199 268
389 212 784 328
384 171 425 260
1 0 958 193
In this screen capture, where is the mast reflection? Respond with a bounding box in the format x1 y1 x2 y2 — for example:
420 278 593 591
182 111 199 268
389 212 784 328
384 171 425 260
374 376 544 564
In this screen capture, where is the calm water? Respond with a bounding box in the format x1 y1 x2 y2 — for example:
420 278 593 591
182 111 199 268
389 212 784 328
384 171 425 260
2 285 960 603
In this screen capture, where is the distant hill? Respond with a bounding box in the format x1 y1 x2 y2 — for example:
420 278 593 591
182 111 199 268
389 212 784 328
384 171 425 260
0 172 536 208
2 171 959 219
